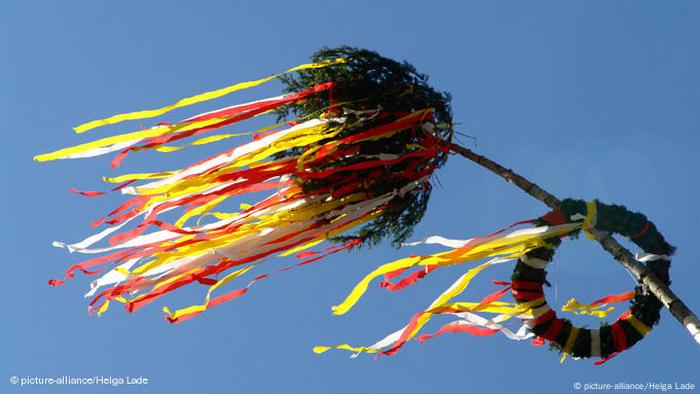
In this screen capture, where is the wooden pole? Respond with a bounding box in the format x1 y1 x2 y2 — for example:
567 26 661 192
449 142 700 345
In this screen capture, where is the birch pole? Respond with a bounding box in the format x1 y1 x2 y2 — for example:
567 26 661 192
449 142 700 345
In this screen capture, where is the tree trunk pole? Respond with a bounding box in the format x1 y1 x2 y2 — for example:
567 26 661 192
449 142 700 345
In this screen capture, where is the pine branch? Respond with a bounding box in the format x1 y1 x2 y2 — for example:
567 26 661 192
449 142 700 345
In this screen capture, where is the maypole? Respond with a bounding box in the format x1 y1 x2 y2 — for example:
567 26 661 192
36 46 698 362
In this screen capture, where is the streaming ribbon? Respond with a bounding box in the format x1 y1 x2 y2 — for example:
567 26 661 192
38 58 448 323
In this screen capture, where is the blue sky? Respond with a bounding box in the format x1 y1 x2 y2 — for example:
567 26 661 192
2 1 699 393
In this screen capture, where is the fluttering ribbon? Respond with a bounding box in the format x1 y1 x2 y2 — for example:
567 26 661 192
561 291 635 318
315 221 583 356
71 59 346 133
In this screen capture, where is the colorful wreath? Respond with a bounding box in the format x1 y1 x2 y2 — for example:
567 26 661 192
513 199 674 363
317 199 674 364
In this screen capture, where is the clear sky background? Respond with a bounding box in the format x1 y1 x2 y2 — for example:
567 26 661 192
2 1 699 393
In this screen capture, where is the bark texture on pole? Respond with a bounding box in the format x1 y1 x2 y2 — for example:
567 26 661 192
449 142 700 345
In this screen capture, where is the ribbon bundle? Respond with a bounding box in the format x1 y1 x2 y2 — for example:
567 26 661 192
37 56 451 323
315 220 583 356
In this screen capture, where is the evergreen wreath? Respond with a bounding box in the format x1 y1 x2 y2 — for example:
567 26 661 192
511 199 675 362
277 46 453 247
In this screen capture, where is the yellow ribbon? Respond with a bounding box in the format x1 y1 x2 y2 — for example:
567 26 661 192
561 298 615 318
582 200 597 240
35 117 232 162
73 58 347 133
560 326 580 363
626 315 651 336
